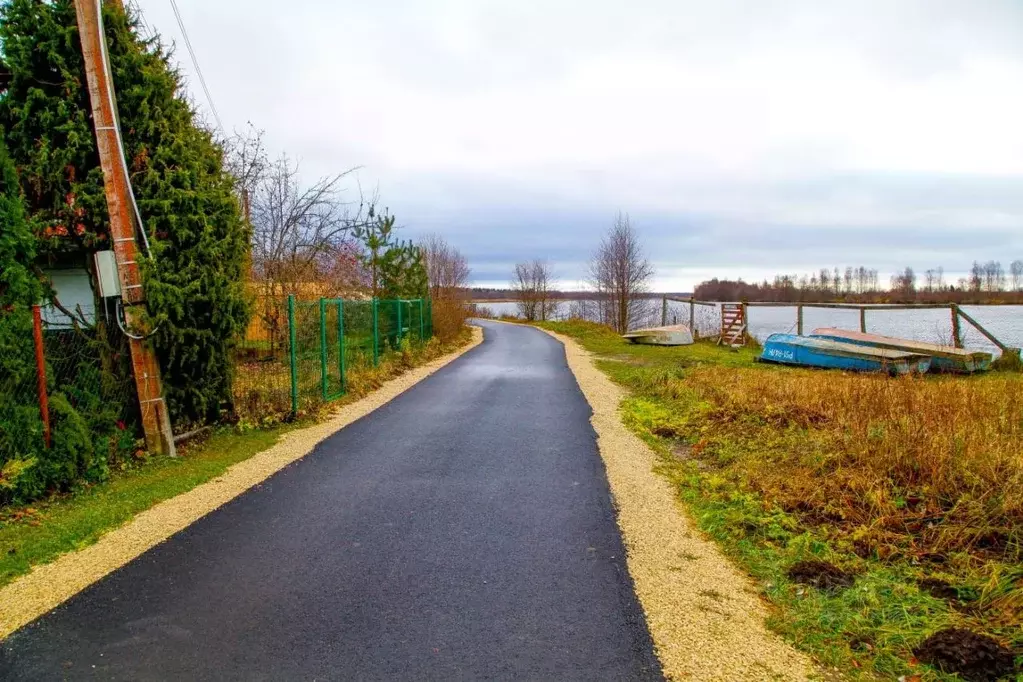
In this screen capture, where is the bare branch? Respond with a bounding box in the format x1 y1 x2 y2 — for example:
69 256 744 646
588 211 653 333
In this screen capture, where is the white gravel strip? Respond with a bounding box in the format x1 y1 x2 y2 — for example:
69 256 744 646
539 327 815 681
0 327 483 640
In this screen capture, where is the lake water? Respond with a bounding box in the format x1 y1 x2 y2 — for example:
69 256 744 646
475 300 1023 355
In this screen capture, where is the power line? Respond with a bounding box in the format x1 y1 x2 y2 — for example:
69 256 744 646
168 0 223 132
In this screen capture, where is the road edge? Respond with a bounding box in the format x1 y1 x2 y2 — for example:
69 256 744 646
0 326 484 640
537 326 815 682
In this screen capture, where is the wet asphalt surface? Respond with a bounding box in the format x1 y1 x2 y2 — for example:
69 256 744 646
0 321 662 681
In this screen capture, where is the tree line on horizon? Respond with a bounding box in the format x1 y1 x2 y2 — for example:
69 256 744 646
694 260 1023 303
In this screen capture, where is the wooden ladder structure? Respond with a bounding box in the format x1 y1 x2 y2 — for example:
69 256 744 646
718 303 747 347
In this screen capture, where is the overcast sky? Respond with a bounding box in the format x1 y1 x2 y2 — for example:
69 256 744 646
136 0 1023 290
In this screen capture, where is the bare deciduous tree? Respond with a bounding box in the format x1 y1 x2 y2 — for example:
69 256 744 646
890 267 916 295
420 233 471 299
588 212 653 333
249 155 369 347
512 259 559 321
419 234 473 338
1011 260 1023 291
221 123 268 216
981 260 1007 292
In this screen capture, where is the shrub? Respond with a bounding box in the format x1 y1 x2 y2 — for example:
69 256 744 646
431 298 470 342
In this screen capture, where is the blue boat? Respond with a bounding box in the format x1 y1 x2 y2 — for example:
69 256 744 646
759 334 932 375
810 328 992 374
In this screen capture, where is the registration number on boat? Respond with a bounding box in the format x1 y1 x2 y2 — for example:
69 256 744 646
766 348 795 361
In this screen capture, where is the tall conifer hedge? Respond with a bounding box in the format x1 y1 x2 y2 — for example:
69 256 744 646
0 0 250 425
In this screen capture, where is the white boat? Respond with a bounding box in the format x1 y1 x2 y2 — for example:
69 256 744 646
622 324 694 346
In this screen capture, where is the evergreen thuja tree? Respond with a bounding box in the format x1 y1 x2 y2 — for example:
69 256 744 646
0 128 38 308
0 128 46 499
0 0 250 425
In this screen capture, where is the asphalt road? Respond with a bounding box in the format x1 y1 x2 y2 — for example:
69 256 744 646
1 321 662 681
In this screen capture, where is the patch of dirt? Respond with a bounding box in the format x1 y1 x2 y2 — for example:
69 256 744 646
671 443 692 460
651 424 684 438
786 559 855 592
917 577 960 602
913 628 1016 682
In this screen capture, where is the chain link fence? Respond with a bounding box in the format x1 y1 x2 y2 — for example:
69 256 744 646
0 304 138 505
1 296 433 504
233 297 433 421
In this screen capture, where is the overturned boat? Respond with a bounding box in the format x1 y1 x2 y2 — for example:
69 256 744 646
811 328 992 374
760 333 932 375
622 324 694 346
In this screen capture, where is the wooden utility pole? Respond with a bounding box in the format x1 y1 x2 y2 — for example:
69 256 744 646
74 0 176 456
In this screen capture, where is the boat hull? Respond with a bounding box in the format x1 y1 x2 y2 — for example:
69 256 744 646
622 325 694 346
810 328 992 374
760 334 932 375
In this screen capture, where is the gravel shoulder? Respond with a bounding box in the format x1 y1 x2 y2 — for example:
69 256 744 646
538 325 815 681
0 326 483 641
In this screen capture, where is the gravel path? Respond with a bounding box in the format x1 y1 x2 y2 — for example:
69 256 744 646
1 322 662 680
539 326 814 681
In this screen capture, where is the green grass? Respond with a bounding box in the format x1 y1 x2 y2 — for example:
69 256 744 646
0 424 298 588
540 319 1023 681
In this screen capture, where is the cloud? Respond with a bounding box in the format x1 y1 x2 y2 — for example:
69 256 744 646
137 0 1023 289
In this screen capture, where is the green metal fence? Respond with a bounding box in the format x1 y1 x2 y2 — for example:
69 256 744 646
233 297 433 420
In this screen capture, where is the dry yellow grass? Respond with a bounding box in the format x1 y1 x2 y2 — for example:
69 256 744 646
0 326 483 640
672 367 1023 563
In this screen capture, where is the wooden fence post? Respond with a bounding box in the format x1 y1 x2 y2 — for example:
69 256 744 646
689 300 695 338
31 305 51 448
859 308 867 333
661 297 667 326
951 304 963 348
797 305 804 336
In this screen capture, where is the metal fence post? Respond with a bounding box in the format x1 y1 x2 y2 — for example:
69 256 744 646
338 300 346 393
372 298 380 366
288 295 298 415
418 299 425 341
397 300 403 345
319 298 328 400
31 305 51 448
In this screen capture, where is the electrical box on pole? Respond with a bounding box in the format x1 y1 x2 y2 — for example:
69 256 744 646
93 250 122 298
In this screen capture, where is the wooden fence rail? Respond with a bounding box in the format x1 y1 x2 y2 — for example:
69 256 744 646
660 297 1018 352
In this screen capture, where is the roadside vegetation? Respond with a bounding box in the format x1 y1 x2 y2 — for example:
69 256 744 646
0 327 471 589
540 319 1022 681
